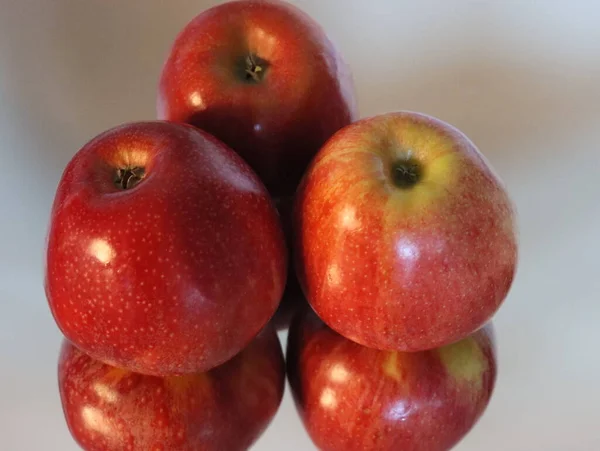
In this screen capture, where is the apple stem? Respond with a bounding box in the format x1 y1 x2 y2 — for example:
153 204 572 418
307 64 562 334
114 167 145 190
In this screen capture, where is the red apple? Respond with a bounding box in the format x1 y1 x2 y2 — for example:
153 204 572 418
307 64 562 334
45 121 287 376
287 309 497 451
58 327 285 451
157 0 357 197
295 111 517 352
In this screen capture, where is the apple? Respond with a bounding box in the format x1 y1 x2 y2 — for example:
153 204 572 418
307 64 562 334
45 121 287 376
157 0 357 197
58 326 285 451
294 111 518 352
287 309 497 451
271 196 307 331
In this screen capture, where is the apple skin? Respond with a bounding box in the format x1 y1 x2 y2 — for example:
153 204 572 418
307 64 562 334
286 309 497 451
157 0 357 197
58 327 285 451
294 111 517 352
45 121 287 376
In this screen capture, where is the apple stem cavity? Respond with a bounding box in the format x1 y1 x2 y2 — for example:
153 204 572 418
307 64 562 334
243 54 268 83
391 158 422 189
114 167 145 190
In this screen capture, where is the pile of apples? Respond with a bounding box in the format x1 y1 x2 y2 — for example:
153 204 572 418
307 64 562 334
44 1 518 450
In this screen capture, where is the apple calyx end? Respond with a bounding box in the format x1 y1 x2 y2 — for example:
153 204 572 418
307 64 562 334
243 54 268 84
390 157 422 189
114 166 146 190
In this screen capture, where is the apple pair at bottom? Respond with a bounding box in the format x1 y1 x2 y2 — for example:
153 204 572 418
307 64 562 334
57 306 496 451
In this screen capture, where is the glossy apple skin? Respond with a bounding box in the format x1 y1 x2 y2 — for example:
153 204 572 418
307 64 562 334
58 327 285 451
157 0 357 197
295 111 518 352
287 310 497 451
45 121 287 376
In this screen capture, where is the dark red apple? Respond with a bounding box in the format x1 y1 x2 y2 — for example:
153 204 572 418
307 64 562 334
295 111 518 352
287 310 497 451
45 121 287 376
58 327 285 451
157 0 357 197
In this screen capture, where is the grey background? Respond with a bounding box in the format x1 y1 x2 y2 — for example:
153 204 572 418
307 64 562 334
1 1 598 450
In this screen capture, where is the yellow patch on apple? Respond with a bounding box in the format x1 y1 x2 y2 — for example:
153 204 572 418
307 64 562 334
102 366 129 383
437 337 488 390
166 373 209 398
382 352 404 382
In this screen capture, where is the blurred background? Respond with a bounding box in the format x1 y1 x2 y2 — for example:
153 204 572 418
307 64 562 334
1 1 599 450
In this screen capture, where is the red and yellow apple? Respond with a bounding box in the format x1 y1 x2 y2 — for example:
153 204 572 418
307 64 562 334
58 327 285 451
287 309 497 451
295 111 518 351
45 121 287 376
157 0 357 197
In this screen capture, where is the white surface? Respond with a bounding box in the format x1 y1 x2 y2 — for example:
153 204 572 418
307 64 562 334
1 1 599 450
